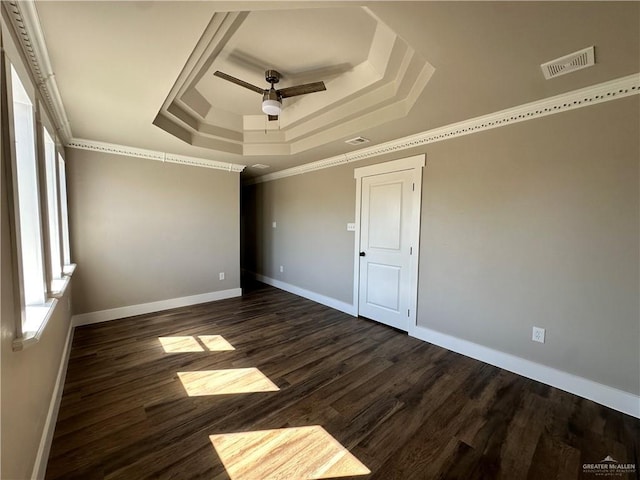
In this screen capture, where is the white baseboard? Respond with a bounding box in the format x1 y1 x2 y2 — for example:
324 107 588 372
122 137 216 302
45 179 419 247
72 288 242 327
254 274 356 316
410 324 640 419
31 320 74 480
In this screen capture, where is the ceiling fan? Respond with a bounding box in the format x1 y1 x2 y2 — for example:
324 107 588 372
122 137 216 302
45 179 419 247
213 69 326 121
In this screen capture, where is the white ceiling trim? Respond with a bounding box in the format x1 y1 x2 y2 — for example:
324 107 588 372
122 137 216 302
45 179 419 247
247 72 640 185
5 0 246 174
9 1 639 180
67 138 246 173
4 0 72 143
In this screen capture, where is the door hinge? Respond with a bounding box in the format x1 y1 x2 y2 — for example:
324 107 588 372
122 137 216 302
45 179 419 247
410 246 413 255
407 309 410 317
412 183 415 191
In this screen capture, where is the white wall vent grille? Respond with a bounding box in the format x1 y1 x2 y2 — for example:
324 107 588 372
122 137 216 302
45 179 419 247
541 46 595 80
345 136 370 146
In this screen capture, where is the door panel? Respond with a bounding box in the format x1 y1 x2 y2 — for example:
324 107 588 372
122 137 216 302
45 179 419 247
368 183 402 250
358 169 414 330
365 263 401 311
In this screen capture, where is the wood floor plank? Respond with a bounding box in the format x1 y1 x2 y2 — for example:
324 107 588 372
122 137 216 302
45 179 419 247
46 284 640 479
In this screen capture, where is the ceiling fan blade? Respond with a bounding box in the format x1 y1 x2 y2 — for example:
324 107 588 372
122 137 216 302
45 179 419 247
268 115 279 122
213 71 264 95
278 81 326 99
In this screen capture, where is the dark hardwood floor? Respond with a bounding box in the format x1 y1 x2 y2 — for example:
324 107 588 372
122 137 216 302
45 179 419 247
46 284 639 480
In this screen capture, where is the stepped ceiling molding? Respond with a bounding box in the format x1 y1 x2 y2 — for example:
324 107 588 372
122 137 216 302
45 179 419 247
154 8 434 156
6 2 640 176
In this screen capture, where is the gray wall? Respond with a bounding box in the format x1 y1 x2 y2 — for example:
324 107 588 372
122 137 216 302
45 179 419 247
243 167 355 303
67 149 241 314
243 95 640 396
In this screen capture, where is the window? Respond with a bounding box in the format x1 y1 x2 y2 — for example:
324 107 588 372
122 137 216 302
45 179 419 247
10 65 47 325
5 61 74 348
44 127 62 284
58 154 71 268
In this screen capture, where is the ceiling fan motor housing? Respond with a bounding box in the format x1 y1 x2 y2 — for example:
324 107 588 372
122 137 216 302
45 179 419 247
265 70 281 85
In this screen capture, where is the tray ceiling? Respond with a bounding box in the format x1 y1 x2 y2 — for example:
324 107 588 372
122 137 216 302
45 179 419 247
29 1 640 175
153 6 434 156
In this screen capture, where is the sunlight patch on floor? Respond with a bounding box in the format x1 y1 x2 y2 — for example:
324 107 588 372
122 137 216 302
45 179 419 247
209 425 370 479
177 368 279 396
159 335 235 353
159 336 204 352
198 335 235 351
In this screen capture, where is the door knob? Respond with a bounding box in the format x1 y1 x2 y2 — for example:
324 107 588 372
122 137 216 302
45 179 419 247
359 251 366 257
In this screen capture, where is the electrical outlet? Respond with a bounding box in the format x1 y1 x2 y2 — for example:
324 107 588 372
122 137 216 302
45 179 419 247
279 265 284 273
532 326 545 344
219 272 225 280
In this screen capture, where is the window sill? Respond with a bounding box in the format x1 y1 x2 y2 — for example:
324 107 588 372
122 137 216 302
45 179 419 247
50 276 70 299
13 300 58 351
63 263 76 276
12 263 76 351
50 263 76 298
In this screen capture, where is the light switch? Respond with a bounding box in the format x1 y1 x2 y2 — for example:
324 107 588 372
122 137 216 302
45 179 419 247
272 221 277 228
347 223 356 231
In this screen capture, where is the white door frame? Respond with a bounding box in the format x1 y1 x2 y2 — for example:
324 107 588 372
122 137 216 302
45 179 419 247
353 154 425 332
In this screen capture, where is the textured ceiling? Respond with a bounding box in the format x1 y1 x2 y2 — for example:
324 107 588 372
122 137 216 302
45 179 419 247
34 1 640 176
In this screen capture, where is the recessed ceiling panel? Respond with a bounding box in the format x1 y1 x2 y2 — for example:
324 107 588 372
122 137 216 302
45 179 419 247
155 6 434 157
196 7 376 116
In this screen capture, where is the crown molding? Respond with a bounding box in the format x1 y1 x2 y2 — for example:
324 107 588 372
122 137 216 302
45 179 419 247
5 0 245 174
67 138 246 173
4 0 72 143
7 0 638 181
246 72 640 185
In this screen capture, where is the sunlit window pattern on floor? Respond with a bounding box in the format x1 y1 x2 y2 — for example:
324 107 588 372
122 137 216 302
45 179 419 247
198 334 235 351
177 368 279 396
159 336 204 352
159 335 235 353
209 425 370 480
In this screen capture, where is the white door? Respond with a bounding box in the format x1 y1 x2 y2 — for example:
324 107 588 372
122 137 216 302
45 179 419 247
357 168 418 331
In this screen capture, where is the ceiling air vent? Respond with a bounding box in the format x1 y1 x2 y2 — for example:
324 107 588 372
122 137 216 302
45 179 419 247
345 136 370 146
541 46 595 80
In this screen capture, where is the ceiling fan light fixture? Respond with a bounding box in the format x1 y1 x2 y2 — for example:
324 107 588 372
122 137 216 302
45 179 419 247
262 99 282 116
